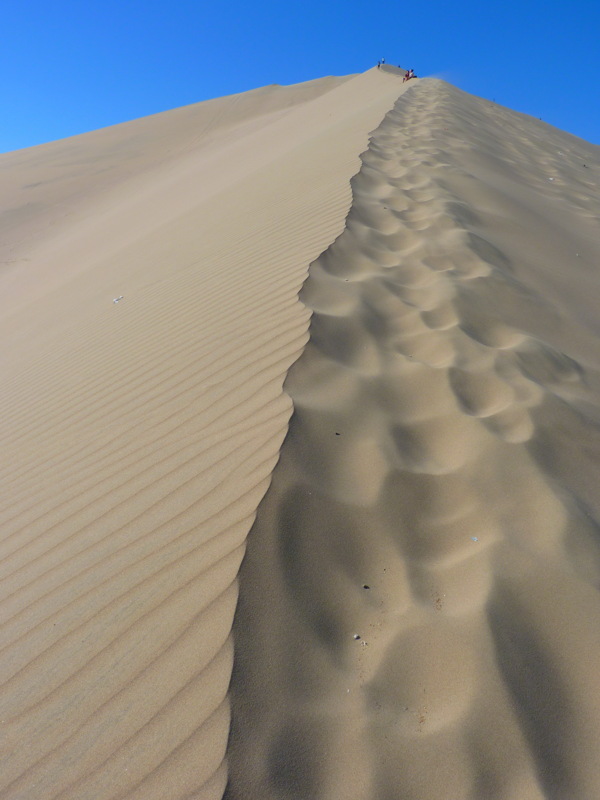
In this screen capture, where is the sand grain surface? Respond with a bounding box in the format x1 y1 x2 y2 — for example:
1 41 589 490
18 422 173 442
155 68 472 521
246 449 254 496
0 69 406 799
227 80 600 800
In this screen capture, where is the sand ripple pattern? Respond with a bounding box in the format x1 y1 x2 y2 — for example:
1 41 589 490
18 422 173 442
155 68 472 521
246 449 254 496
227 80 600 799
0 71 408 799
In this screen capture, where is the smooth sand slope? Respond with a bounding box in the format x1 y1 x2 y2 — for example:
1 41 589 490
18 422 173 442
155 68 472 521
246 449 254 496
0 69 408 799
227 81 600 799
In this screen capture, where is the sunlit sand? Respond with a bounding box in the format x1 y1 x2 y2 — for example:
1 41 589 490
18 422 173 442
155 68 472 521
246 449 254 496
1 67 600 799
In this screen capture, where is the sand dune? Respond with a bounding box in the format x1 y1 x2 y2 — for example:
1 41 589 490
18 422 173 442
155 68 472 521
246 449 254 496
2 66 600 800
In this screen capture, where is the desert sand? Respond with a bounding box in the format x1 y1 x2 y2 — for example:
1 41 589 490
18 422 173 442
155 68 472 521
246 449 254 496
1 65 600 799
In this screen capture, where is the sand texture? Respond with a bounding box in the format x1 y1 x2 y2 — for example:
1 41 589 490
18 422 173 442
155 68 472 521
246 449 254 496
0 69 407 799
227 80 600 799
2 68 600 800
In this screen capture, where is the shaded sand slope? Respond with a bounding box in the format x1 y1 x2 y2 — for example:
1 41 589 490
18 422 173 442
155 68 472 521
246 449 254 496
0 69 408 799
227 80 600 799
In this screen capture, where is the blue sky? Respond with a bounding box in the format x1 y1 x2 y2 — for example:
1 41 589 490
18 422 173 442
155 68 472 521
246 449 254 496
2 0 599 153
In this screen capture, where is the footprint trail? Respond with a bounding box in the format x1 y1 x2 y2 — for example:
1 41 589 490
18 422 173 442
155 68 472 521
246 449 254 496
227 79 600 800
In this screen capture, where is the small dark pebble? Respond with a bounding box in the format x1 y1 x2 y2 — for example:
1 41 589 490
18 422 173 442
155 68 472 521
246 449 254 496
335 432 340 436
363 585 370 590
353 634 361 640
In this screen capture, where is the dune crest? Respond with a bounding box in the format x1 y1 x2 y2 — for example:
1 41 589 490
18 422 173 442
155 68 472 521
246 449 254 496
227 80 600 799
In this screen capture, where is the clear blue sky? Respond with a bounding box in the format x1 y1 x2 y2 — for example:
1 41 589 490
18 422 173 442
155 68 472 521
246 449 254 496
2 0 599 154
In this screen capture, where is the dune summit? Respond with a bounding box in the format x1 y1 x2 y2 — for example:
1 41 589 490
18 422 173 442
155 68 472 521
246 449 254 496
1 68 600 800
